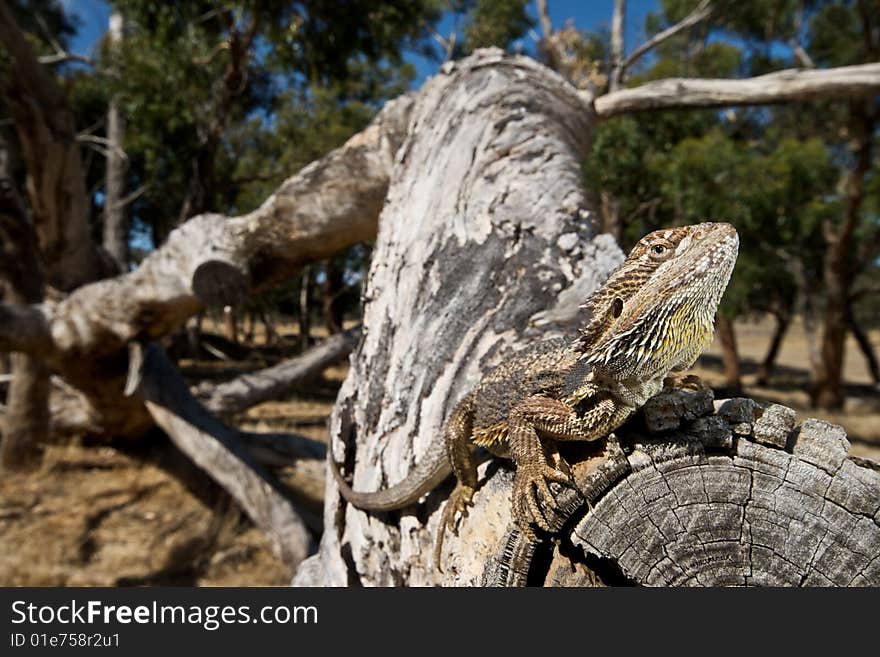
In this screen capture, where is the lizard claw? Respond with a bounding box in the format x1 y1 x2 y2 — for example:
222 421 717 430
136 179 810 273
512 463 571 532
434 483 475 572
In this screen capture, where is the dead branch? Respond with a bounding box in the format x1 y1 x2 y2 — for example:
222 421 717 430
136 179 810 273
594 62 880 117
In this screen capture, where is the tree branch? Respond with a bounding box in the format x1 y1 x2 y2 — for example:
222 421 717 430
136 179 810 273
37 51 95 67
609 0 626 91
198 327 361 417
594 62 880 117
620 0 713 78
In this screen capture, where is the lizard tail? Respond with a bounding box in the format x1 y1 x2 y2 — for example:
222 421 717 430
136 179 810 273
330 439 452 512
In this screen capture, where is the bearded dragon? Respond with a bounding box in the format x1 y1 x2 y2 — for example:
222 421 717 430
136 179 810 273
331 222 739 569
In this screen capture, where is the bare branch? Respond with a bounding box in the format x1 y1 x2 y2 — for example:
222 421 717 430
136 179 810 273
789 0 815 68
536 0 553 40
595 62 880 117
37 51 95 67
108 184 147 211
198 327 361 417
621 0 713 77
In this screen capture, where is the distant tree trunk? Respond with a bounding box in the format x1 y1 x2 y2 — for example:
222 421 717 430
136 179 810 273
812 102 874 410
298 267 312 351
846 299 880 385
755 312 790 385
599 191 622 242
223 306 238 345
102 11 128 272
0 148 48 470
609 0 626 91
0 2 105 290
321 260 345 334
716 313 742 392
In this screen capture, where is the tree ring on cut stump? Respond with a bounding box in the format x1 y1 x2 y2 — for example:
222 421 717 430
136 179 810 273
191 260 249 308
570 438 880 586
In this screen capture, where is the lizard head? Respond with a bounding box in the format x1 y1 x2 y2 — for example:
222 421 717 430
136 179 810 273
578 222 739 378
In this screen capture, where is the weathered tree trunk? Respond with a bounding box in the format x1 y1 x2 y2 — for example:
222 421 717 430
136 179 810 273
0 91 413 439
0 156 48 470
300 51 624 586
0 2 106 290
102 11 128 272
294 51 880 587
755 312 790 386
716 313 742 392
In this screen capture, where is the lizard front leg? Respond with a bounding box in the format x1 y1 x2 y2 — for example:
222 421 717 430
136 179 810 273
508 393 630 531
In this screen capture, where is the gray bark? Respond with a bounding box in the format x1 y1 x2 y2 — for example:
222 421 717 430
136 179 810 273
0 48 877 584
294 51 880 587
0 92 412 439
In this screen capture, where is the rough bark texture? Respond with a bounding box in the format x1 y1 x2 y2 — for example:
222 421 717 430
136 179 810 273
293 52 880 587
299 51 625 587
0 2 106 290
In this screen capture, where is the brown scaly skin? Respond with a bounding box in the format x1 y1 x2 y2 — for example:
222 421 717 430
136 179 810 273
331 222 739 571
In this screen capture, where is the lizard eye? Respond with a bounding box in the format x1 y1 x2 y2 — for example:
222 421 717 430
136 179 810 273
648 241 672 260
611 297 623 318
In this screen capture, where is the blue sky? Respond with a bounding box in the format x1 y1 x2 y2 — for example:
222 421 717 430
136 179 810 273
67 0 662 87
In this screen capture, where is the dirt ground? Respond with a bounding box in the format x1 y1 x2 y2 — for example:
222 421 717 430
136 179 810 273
0 317 877 586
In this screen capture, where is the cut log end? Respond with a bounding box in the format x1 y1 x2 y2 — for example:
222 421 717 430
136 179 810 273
478 393 880 587
191 260 249 309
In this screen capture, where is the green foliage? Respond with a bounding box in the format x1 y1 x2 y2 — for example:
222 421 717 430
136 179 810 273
460 0 533 54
